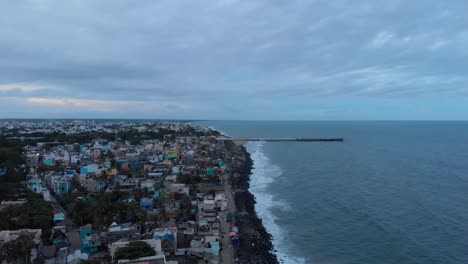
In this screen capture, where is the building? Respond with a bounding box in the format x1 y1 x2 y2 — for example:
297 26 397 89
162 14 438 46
79 225 101 254
105 222 141 244
140 197 154 210
153 228 177 254
55 179 69 195
28 178 43 194
0 229 42 244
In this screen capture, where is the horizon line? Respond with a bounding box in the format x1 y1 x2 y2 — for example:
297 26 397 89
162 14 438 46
1 118 468 122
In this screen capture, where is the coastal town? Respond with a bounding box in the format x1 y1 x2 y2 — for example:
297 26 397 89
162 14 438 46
0 120 277 264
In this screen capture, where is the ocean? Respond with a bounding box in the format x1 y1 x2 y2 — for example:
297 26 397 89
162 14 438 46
197 121 468 264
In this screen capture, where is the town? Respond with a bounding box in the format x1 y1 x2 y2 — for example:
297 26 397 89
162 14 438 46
0 120 268 264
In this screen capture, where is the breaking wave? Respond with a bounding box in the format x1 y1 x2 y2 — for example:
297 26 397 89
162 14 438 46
247 142 306 264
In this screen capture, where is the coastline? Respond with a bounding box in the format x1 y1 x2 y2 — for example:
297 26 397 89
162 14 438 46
225 140 279 263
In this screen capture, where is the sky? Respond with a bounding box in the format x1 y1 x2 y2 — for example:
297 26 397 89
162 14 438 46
1 0 468 120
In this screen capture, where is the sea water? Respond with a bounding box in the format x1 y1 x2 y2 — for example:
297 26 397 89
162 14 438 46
198 121 468 264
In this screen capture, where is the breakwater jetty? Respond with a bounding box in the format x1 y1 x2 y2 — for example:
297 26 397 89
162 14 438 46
217 137 344 142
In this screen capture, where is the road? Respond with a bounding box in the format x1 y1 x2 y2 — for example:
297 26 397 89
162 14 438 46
220 173 237 264
49 190 81 252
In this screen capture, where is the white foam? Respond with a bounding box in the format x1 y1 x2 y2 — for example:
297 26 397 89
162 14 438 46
207 126 231 137
247 142 307 264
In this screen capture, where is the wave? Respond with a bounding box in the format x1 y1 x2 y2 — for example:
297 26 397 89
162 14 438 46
207 125 230 137
247 142 306 264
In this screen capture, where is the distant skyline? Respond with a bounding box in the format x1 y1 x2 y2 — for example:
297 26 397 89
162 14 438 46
1 1 468 120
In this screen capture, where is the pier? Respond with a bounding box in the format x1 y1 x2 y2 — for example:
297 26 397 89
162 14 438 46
217 137 344 143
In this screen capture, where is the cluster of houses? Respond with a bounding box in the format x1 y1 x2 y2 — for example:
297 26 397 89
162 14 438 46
0 120 188 136
1 121 243 264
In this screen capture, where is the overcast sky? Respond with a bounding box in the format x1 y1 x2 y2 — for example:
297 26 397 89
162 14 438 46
1 0 467 120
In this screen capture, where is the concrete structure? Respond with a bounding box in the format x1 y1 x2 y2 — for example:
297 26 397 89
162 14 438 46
0 229 42 244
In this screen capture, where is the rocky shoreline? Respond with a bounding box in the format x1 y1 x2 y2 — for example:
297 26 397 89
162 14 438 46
227 142 279 264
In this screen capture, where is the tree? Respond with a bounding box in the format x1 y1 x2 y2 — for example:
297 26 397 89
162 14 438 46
0 234 34 264
80 259 105 264
33 255 46 264
114 241 156 263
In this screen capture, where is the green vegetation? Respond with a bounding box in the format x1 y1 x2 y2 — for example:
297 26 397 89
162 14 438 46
0 234 34 264
0 138 52 234
177 173 203 184
114 241 156 263
59 191 147 229
0 136 24 165
0 193 53 231
0 136 26 183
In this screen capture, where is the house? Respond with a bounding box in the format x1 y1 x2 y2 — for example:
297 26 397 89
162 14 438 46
189 237 205 256
80 164 98 175
43 158 54 166
140 197 154 210
166 183 189 196
171 166 181 175
164 200 182 216
131 162 141 169
78 174 106 193
143 164 154 172
165 175 177 184
65 169 76 177
116 175 138 191
104 168 118 176
93 150 100 160
140 179 156 192
165 150 178 160
42 190 52 202
206 168 215 176
79 224 101 254
66 249 89 263
105 222 141 244
153 228 177 254
199 199 217 213
70 154 80 164
205 241 220 255
55 179 69 195
53 212 65 223
28 178 43 194
214 193 228 211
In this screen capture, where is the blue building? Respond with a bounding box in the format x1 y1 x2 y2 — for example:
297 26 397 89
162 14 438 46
140 198 154 210
79 225 101 254
55 180 69 195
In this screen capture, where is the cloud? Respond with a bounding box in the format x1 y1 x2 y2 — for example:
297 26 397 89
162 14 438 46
430 40 448 50
370 31 395 48
0 83 43 93
24 97 127 110
22 97 192 113
0 0 468 119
